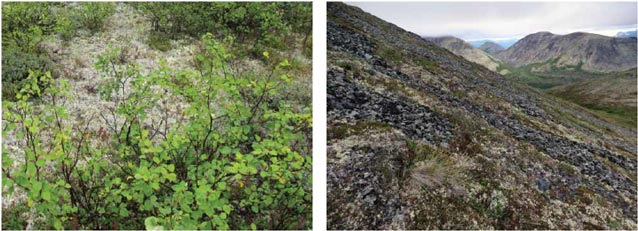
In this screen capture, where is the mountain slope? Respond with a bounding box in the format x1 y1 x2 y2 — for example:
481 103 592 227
497 31 637 73
549 68 637 108
548 68 637 128
328 2 637 230
469 38 519 49
426 36 503 73
479 41 505 55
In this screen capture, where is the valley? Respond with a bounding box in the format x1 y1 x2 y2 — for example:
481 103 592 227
547 68 637 128
428 30 637 130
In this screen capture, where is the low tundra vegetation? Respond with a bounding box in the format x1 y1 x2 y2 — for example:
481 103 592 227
3 34 311 229
134 2 312 56
2 6 312 229
2 2 312 101
1 2 116 100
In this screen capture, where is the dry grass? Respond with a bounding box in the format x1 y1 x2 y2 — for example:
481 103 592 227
73 54 89 68
403 141 467 189
411 160 454 188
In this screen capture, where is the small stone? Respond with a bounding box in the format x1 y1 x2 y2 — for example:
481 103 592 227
536 177 551 192
363 194 377 204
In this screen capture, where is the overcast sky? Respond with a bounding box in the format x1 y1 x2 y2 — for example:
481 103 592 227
346 1 638 41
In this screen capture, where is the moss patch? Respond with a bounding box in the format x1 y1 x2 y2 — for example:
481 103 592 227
408 190 494 229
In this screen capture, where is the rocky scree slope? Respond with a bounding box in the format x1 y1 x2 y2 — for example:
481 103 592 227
327 2 637 230
479 41 505 56
496 31 637 73
426 36 504 73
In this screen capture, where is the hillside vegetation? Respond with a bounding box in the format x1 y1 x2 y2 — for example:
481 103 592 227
548 69 637 128
328 3 636 229
2 2 312 230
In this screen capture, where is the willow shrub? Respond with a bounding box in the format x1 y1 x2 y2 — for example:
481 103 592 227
74 2 115 33
2 33 312 230
2 2 116 101
134 2 312 55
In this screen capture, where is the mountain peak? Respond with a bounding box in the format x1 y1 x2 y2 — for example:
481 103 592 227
425 36 472 48
564 31 605 39
566 31 589 36
497 31 637 72
478 41 505 55
425 36 503 72
530 31 555 36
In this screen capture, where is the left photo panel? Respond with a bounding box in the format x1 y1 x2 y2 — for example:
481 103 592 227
1 2 312 230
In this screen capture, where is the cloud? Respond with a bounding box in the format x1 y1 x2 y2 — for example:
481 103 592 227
346 1 638 40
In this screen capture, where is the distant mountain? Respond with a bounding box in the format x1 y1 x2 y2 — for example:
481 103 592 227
616 30 637 38
478 41 505 55
497 31 637 73
425 36 504 73
468 38 519 49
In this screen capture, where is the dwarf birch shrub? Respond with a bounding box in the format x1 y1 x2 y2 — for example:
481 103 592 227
2 33 312 230
75 2 115 33
134 2 312 55
1 2 115 101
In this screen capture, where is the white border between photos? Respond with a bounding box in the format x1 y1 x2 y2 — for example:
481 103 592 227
312 0 328 230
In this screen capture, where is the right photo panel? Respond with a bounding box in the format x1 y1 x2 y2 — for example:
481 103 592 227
327 2 637 230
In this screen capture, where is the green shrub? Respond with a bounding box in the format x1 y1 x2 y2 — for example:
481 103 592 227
134 2 311 54
134 2 219 38
3 34 311 230
1 3 53 101
75 2 115 33
1 2 51 53
2 46 53 101
146 31 172 52
1 202 30 229
1 2 56 38
281 2 312 52
1 2 116 102
53 7 78 41
1 2 51 30
2 2 114 46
